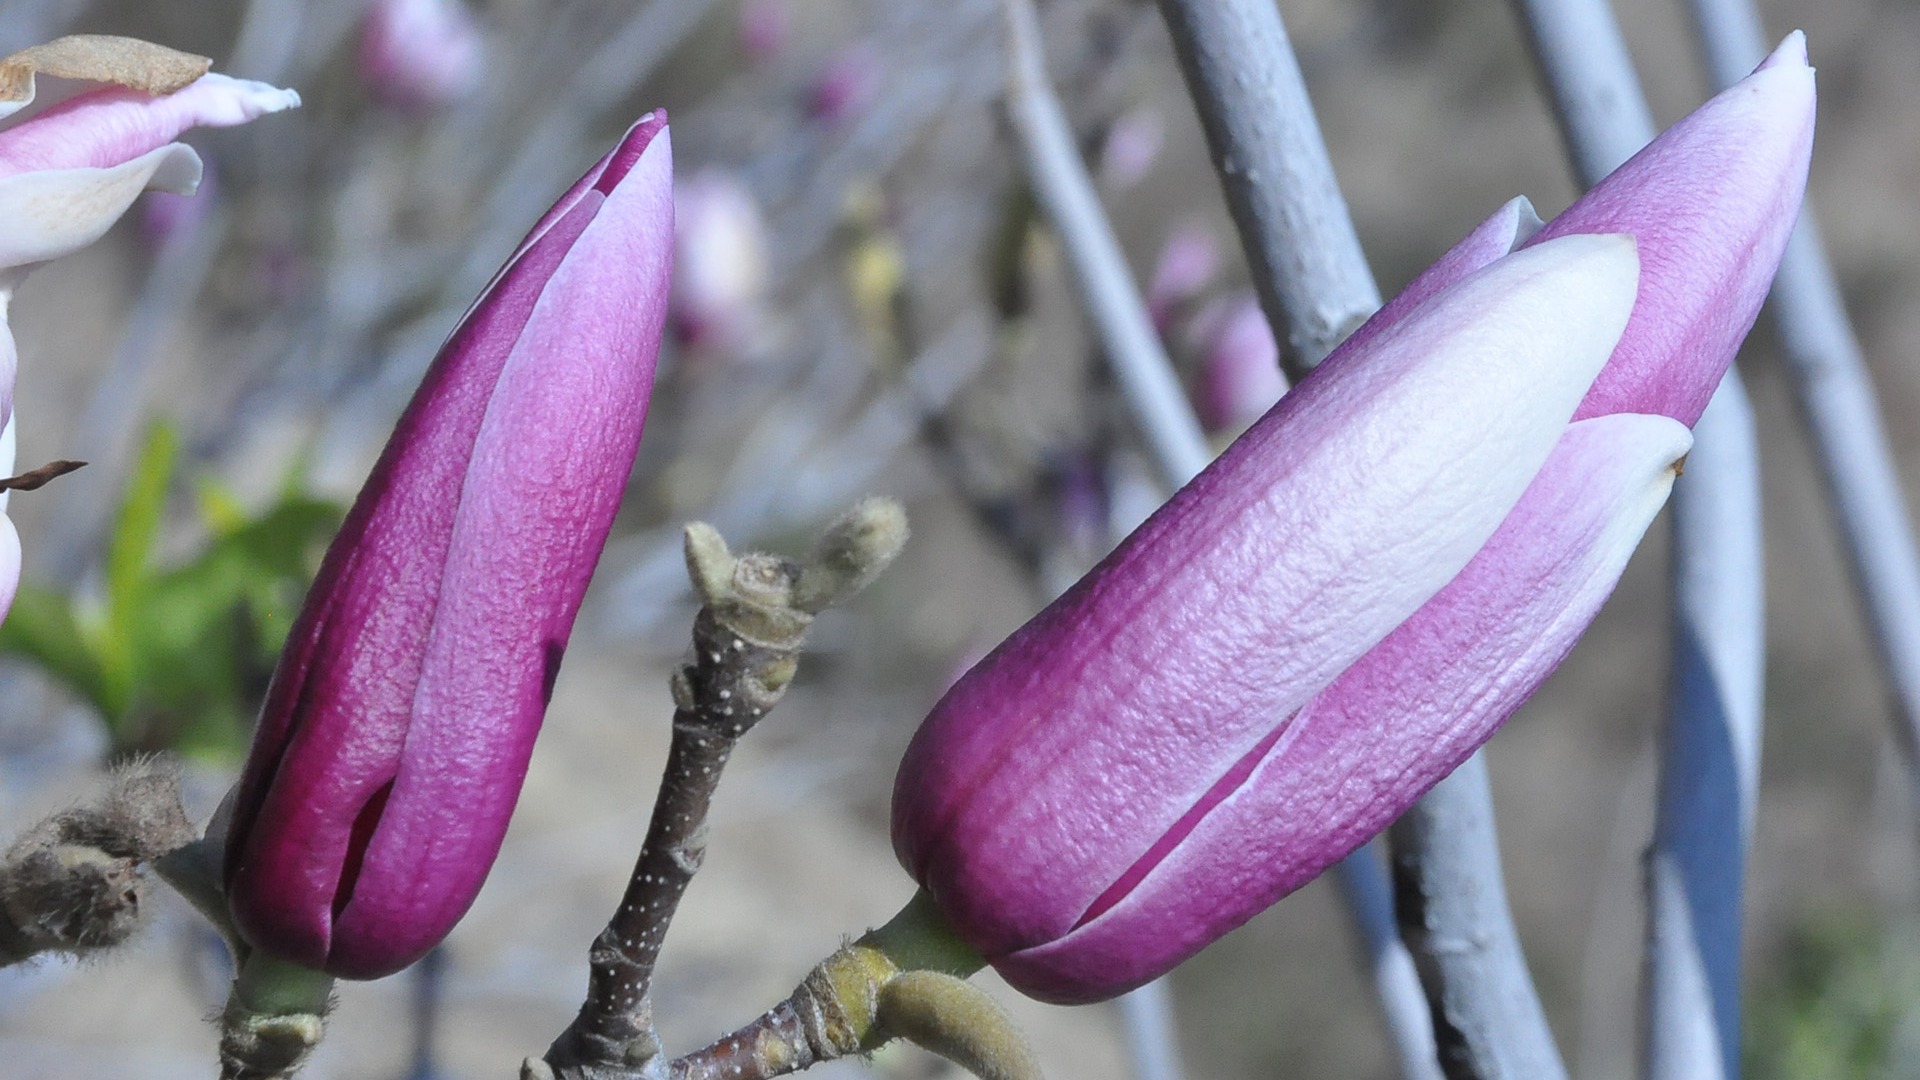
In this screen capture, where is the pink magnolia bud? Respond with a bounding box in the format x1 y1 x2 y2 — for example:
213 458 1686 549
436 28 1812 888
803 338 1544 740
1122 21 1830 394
892 35 1813 1003
671 167 769 351
1189 292 1284 433
223 114 673 980
357 0 485 112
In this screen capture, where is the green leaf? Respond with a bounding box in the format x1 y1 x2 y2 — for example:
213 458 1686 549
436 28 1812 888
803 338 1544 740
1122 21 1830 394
0 583 112 721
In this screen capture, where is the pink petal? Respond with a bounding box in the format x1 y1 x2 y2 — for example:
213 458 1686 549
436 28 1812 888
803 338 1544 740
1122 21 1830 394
1539 33 1815 424
996 410 1692 1001
894 233 1640 960
0 144 200 273
0 73 298 179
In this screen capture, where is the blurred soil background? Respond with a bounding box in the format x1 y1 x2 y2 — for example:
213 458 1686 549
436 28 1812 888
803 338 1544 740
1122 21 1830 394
0 0 1917 1077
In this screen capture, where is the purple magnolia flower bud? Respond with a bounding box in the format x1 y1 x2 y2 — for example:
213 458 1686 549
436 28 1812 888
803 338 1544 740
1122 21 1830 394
223 114 673 980
892 36 1813 1004
357 0 485 112
1189 292 1284 433
671 167 769 351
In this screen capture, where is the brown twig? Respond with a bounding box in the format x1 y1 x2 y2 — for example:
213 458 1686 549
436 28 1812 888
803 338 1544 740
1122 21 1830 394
538 499 908 1080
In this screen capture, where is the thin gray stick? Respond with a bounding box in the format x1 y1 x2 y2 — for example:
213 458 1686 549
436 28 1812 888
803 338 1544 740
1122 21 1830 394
1004 3 1441 1077
1649 383 1763 1080
1117 981 1184 1080
1152 0 1379 379
1510 0 1764 1075
1002 0 1210 489
998 6 1197 1073
1154 2 1559 1076
1687 0 1920 782
1388 758 1567 1080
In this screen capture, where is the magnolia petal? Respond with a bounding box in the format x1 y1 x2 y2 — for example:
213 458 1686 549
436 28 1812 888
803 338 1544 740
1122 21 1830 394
1539 32 1815 424
995 411 1692 1002
0 73 297 179
0 297 16 435
0 143 202 273
1340 195 1542 358
325 124 672 977
0 413 15 515
0 511 18 624
894 233 1641 959
225 117 673 979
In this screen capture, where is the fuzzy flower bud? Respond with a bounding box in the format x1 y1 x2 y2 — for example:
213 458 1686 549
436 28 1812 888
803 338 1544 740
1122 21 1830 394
892 35 1813 1003
223 115 673 980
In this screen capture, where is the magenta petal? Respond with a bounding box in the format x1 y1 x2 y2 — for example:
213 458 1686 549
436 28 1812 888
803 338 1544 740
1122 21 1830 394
993 411 1691 1002
1539 33 1815 424
894 234 1639 961
327 138 671 976
225 120 672 978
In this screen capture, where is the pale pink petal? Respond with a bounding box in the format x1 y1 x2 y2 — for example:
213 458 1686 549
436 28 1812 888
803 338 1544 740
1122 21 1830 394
996 410 1692 1001
0 73 297 179
0 512 19 626
0 143 201 273
1540 33 1815 424
894 233 1640 959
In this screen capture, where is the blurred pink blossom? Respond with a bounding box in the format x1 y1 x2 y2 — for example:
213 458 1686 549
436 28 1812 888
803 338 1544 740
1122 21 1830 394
1189 292 1283 433
672 167 770 351
358 0 485 112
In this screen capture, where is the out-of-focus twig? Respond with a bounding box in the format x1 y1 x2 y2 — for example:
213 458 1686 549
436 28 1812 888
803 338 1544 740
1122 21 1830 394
1000 0 1209 490
1649 384 1762 1079
1688 0 1920 786
43 211 228 585
1151 0 1378 379
1510 0 1764 1075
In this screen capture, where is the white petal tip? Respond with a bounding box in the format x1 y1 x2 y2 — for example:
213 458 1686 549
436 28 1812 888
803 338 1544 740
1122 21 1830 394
195 72 302 115
1760 31 1810 72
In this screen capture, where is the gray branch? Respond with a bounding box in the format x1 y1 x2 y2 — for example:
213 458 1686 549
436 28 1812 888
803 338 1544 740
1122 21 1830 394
1389 758 1567 1080
1152 0 1379 378
1153 1 1560 1075
1687 0 1920 784
1649 381 1763 1080
1001 0 1211 490
1511 0 1766 1075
